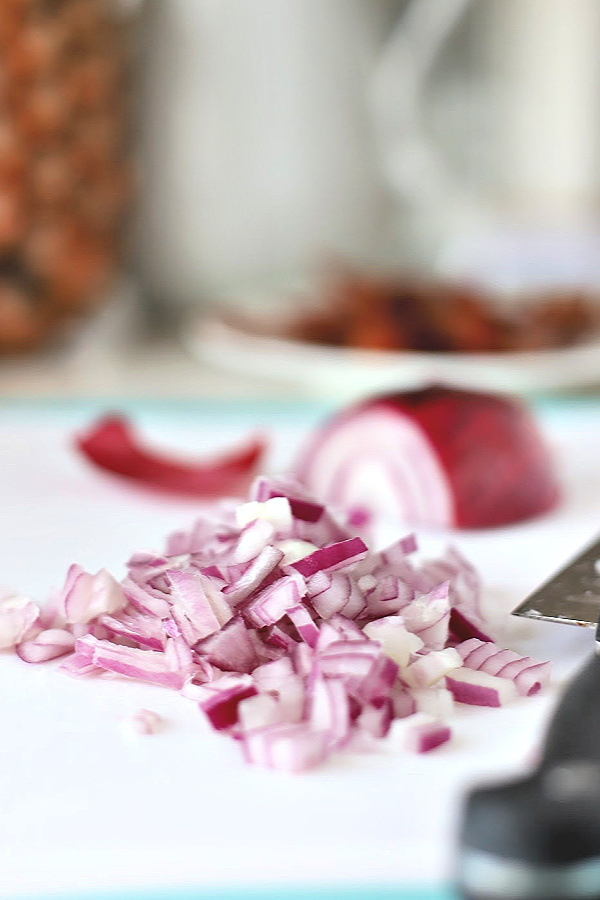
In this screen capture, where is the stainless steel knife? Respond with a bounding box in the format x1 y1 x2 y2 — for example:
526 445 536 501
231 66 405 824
512 534 600 627
456 533 600 900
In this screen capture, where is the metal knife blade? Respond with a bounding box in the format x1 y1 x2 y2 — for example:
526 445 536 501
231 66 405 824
512 534 600 627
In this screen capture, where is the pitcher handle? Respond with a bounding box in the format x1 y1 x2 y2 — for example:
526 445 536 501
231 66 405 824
370 0 484 246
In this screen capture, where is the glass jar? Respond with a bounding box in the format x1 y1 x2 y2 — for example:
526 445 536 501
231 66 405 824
0 0 131 352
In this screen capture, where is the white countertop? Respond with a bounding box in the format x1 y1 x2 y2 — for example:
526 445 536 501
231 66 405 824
0 398 599 897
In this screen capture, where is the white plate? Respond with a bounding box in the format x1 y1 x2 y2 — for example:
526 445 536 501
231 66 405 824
189 315 600 401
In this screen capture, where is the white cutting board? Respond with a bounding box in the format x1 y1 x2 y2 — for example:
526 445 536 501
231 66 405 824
0 399 598 898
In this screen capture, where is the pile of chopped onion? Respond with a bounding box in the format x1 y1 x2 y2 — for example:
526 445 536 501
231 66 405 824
1 477 551 773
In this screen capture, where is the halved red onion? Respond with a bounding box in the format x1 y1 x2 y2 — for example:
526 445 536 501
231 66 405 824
76 414 266 498
295 386 560 529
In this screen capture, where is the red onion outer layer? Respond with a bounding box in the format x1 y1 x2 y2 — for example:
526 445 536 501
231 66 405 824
76 414 266 498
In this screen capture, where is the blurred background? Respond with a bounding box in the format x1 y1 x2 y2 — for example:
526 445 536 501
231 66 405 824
2 0 600 397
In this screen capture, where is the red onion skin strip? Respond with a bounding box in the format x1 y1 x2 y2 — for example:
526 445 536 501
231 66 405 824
76 414 266 497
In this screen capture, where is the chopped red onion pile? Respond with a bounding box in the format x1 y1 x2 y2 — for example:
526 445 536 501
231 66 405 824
75 414 266 498
295 386 560 529
2 477 551 772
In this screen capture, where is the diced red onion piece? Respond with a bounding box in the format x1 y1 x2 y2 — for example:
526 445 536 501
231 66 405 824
167 569 232 644
286 604 319 648
224 546 284 605
122 708 164 736
54 565 126 625
238 693 284 731
59 651 100 677
456 638 552 696
398 714 452 753
309 675 351 748
233 518 275 564
242 722 329 772
402 648 463 689
277 539 319 566
199 676 258 730
77 635 186 690
100 610 167 651
411 686 455 719
16 628 75 663
197 617 261 674
288 537 368 579
236 497 293 533
445 667 518 707
0 594 40 649
400 583 450 651
122 577 170 619
449 606 493 643
391 685 417 719
363 615 424 668
250 476 325 524
244 576 303 628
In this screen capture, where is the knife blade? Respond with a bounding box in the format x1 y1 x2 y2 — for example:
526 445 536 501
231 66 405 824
512 534 600 627
456 536 600 900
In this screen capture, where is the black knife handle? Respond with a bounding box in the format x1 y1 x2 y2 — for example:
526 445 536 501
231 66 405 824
457 651 600 899
541 650 600 768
